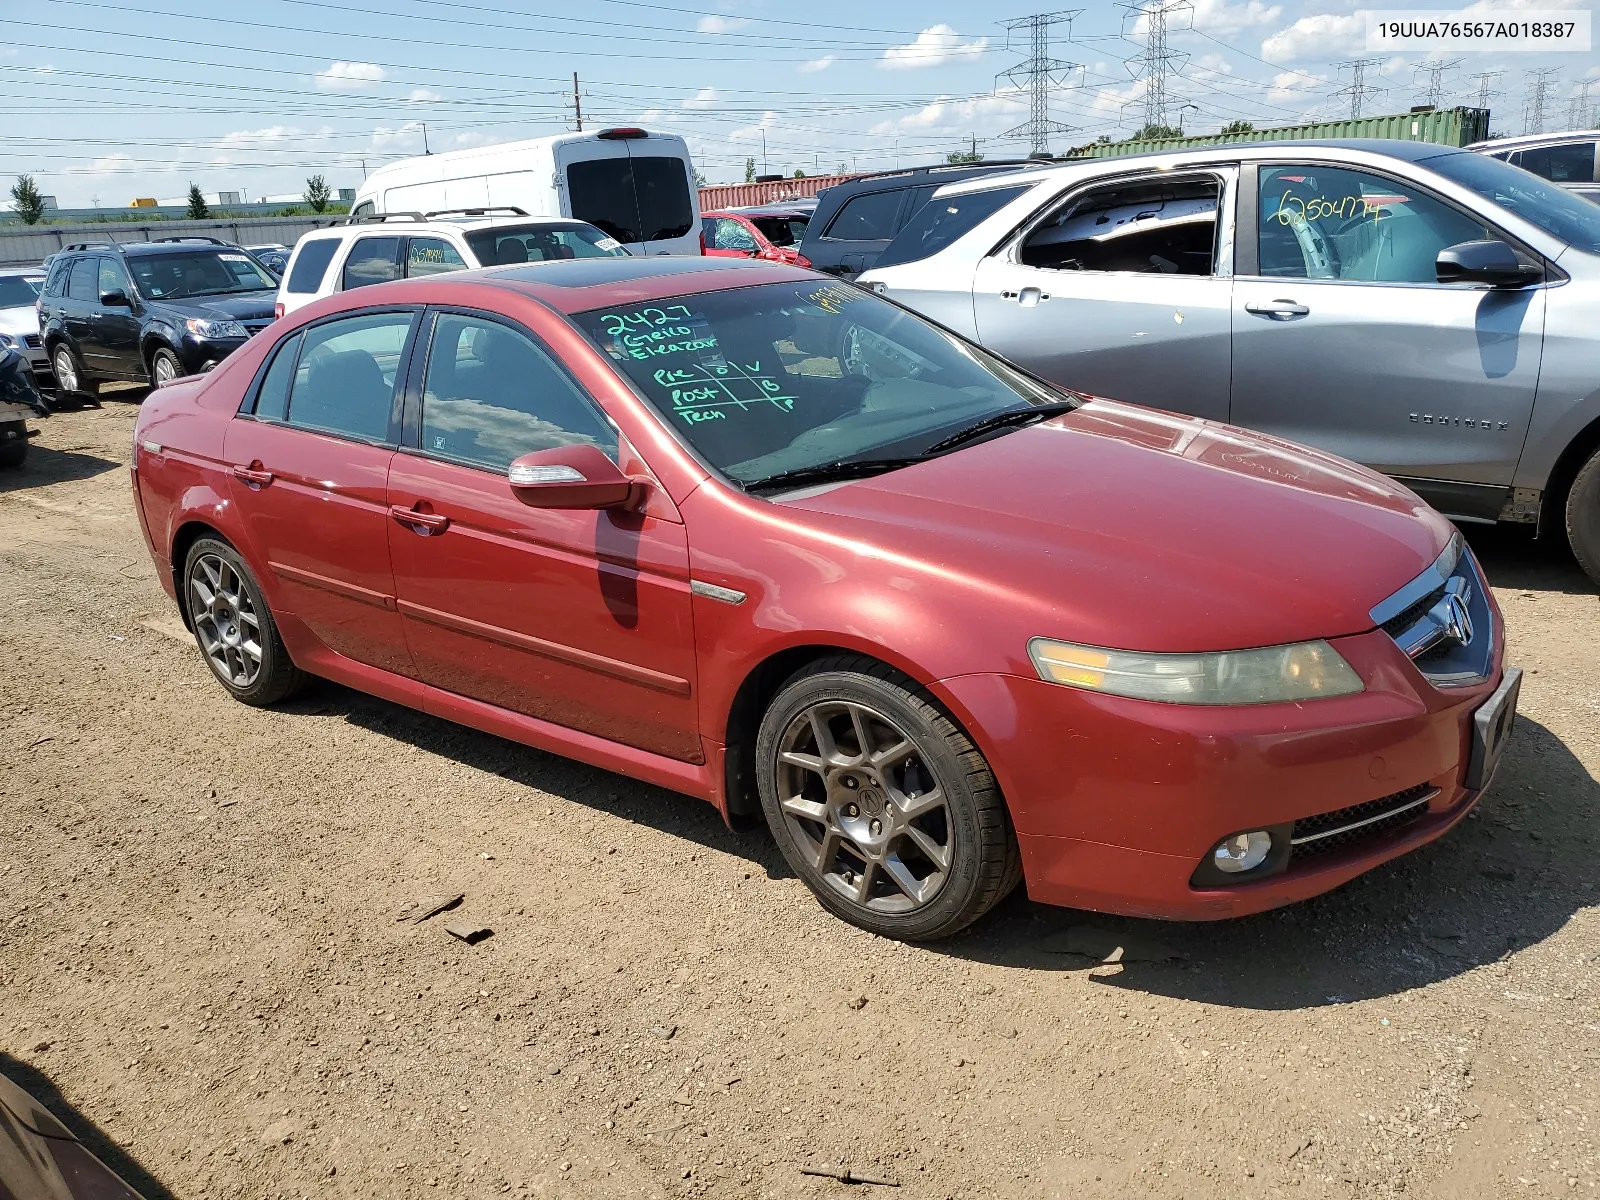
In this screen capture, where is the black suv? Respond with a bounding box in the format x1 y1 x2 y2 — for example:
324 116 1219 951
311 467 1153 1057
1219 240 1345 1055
797 161 1050 279
38 238 279 397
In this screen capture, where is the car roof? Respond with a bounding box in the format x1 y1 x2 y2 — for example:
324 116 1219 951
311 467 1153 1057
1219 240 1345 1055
470 255 809 314
1466 129 1600 151
318 214 596 238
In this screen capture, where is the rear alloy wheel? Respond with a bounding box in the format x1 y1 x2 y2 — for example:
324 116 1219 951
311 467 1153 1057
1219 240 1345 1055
183 537 307 706
150 347 185 387
756 654 1020 940
1566 446 1600 589
51 344 95 404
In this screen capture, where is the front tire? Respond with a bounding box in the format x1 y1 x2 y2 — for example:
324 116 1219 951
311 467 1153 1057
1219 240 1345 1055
150 347 185 387
182 537 307 706
755 654 1020 941
1566 446 1600 589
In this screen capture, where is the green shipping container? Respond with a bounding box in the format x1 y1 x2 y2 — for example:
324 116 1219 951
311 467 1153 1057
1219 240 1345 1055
1070 107 1492 160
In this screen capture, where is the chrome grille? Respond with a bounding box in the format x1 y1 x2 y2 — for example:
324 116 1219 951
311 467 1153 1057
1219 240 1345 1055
1370 533 1493 685
1291 783 1436 860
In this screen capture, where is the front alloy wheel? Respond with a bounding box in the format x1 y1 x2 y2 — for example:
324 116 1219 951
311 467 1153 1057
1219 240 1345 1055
756 655 1020 940
151 348 185 386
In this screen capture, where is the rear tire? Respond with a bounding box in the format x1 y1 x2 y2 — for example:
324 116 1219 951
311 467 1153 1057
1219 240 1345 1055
1566 446 1600 590
755 653 1021 941
181 537 308 706
49 343 98 408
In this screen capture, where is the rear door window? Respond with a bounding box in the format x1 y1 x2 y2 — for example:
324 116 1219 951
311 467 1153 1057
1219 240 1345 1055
286 238 341 294
285 311 415 442
567 158 641 246
822 190 905 241
876 185 1032 269
1022 175 1222 275
67 258 99 301
1511 142 1598 184
251 332 302 422
341 237 404 290
630 155 694 241
404 237 467 278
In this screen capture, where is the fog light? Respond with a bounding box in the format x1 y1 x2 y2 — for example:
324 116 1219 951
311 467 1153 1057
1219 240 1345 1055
1212 831 1272 874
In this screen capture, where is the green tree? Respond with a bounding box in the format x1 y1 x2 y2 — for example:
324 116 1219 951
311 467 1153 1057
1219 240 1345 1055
792 168 806 178
9 175 45 225
185 184 210 221
1219 120 1255 136
692 167 707 187
1130 123 1184 141
836 162 849 175
305 174 331 214
743 157 756 183
946 148 984 164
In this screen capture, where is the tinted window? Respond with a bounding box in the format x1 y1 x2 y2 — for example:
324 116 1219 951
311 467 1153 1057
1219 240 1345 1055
1429 150 1600 252
1258 164 1491 282
876 185 1032 269
405 237 467 278
0 276 42 307
128 251 276 299
750 215 807 247
43 259 70 297
822 190 904 241
1512 142 1596 184
97 258 131 297
342 238 404 290
574 279 1064 489
420 314 616 471
286 312 413 442
463 222 628 266
67 258 99 301
286 238 341 294
1023 176 1220 274
253 332 301 422
630 156 694 241
710 218 757 252
567 158 641 245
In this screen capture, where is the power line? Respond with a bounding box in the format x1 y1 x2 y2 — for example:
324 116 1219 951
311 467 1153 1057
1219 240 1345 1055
1469 69 1504 112
995 11 1084 156
1413 59 1460 109
1331 57 1387 119
1523 67 1559 135
1122 0 1192 131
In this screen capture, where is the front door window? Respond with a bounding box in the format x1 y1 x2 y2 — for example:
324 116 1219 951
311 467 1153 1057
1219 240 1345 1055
1021 175 1221 275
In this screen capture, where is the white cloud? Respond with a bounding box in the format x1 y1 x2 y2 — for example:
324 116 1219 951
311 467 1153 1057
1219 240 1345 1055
369 121 425 153
408 87 443 102
880 24 990 71
729 111 779 142
695 14 749 33
315 61 386 91
1184 0 1282 34
868 88 1022 137
799 55 836 73
683 87 719 109
63 152 138 177
1267 69 1328 105
1261 13 1364 62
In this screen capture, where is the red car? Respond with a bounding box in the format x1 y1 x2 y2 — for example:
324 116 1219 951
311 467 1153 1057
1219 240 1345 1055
129 257 1519 941
700 209 811 268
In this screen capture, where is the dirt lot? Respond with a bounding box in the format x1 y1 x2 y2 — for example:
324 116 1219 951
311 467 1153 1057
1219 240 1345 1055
2 399 1598 1200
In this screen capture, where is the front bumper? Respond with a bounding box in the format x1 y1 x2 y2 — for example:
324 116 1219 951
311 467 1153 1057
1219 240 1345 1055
934 624 1508 921
176 333 247 375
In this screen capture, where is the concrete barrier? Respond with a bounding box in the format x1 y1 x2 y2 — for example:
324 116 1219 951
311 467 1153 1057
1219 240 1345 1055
0 215 339 268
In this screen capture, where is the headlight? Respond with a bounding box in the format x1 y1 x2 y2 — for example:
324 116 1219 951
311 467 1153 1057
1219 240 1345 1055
1027 637 1364 705
0 333 12 348
184 317 247 339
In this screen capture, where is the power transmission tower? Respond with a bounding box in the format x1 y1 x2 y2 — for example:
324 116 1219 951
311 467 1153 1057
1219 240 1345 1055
1469 69 1503 112
1523 68 1559 134
995 11 1085 156
1121 0 1192 132
1413 59 1460 109
1569 80 1595 130
1332 58 1387 119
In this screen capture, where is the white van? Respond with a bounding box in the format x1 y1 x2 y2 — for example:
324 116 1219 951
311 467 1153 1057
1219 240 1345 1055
351 128 702 256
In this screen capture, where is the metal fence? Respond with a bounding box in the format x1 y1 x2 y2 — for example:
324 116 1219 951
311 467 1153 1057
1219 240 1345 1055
698 174 857 210
0 215 339 268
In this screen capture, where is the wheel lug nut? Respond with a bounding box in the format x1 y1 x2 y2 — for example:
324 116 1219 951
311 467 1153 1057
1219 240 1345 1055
845 804 859 818
842 777 858 790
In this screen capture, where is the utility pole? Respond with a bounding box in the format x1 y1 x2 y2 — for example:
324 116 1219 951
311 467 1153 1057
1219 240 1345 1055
422 123 431 155
1121 0 1192 132
1413 58 1460 109
572 72 583 132
995 10 1084 156
1469 69 1504 113
360 158 368 180
1523 67 1559 135
1332 58 1387 120
760 130 768 175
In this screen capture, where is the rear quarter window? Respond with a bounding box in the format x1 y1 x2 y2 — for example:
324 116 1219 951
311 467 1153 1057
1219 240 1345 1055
822 190 905 242
286 238 342 294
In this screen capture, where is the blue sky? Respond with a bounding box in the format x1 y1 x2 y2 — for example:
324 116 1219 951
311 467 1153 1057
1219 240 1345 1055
2 0 1596 207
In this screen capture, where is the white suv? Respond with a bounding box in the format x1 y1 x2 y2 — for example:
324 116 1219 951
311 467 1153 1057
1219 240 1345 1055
274 209 628 317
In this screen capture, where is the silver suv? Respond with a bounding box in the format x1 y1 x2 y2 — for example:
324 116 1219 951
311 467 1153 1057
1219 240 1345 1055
858 140 1600 586
1471 131 1599 204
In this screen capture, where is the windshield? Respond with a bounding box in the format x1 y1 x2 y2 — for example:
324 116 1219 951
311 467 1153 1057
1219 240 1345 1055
1426 151 1600 253
750 215 808 247
0 275 42 307
464 222 630 266
574 279 1068 489
128 250 278 299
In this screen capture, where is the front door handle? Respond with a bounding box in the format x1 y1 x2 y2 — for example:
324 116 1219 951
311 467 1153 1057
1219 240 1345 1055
230 463 274 487
390 504 450 534
1244 299 1310 318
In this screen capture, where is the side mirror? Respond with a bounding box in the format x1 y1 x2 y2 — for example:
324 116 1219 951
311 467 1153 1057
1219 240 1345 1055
99 289 132 307
507 444 640 510
1436 240 1542 289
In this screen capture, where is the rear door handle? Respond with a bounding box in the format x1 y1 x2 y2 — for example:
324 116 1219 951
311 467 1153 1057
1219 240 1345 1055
230 464 274 487
390 504 450 534
1244 299 1310 318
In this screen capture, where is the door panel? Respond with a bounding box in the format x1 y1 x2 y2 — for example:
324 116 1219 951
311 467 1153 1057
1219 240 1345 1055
972 170 1236 420
63 258 104 371
95 258 142 378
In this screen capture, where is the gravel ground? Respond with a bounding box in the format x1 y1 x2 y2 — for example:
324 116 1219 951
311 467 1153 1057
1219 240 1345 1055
2 400 1597 1200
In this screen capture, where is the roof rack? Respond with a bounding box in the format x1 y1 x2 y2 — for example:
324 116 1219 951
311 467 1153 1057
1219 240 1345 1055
341 211 428 225
60 242 118 252
424 206 529 218
151 235 235 246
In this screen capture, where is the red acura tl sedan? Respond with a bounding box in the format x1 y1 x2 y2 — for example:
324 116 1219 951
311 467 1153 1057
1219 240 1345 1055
129 256 1520 941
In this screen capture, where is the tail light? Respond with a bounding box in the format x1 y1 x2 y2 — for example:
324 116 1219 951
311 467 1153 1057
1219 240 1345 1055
273 302 284 320
697 232 707 255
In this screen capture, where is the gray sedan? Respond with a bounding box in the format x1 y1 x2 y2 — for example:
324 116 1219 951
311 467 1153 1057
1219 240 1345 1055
0 268 48 385
858 139 1600 586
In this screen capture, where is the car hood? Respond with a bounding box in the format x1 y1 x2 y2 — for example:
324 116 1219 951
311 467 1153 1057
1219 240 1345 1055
156 292 277 322
0 304 41 337
780 400 1454 653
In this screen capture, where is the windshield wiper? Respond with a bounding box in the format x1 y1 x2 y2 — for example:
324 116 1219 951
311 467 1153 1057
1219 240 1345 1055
740 455 928 494
923 401 1076 455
